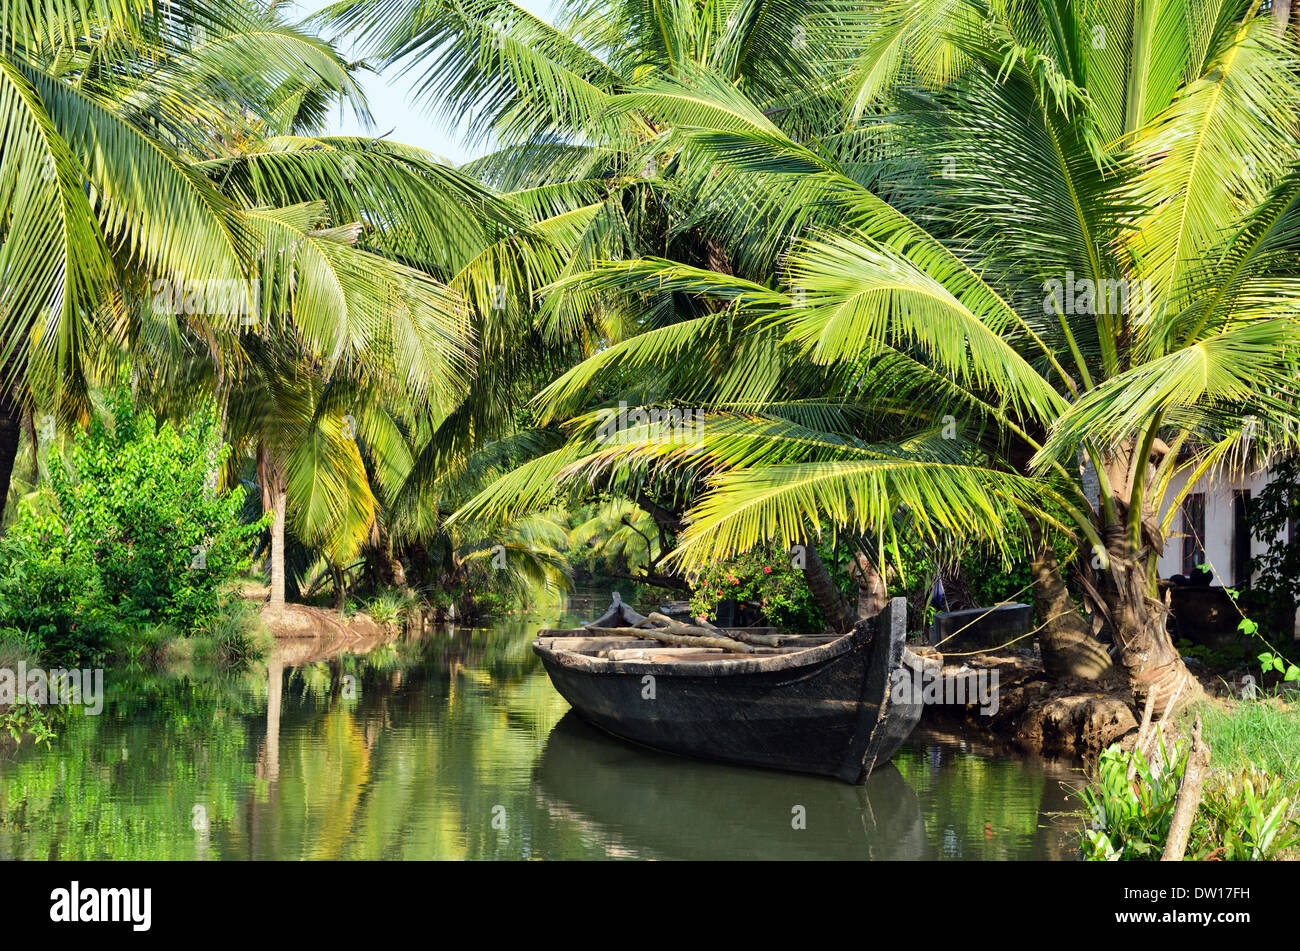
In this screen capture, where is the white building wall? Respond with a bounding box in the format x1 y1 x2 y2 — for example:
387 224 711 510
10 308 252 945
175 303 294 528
1154 467 1288 589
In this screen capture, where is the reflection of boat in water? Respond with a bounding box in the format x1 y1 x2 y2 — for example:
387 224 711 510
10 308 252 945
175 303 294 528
533 595 935 782
535 712 932 860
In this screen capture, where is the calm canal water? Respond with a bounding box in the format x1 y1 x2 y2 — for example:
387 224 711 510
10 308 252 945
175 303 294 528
0 593 1084 860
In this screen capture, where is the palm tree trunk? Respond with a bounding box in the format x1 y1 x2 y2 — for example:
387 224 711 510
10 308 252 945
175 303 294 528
850 550 888 620
0 392 20 528
1273 0 1293 34
1007 436 1112 680
1101 528 1200 715
332 564 346 612
268 486 287 605
1030 521 1112 679
1092 439 1200 714
369 520 406 589
798 538 856 634
23 409 37 484
258 443 288 606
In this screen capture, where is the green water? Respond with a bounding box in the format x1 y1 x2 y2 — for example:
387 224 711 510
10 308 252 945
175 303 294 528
0 594 1083 860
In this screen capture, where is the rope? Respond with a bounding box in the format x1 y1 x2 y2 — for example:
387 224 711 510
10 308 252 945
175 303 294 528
939 608 1076 659
929 580 1037 650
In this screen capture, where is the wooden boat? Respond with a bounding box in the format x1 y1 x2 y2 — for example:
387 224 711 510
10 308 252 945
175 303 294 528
533 594 937 783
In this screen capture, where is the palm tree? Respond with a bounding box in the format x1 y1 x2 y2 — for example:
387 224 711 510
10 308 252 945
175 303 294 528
322 0 884 607
441 0 1300 717
134 179 489 605
4 0 586 619
0 0 391 521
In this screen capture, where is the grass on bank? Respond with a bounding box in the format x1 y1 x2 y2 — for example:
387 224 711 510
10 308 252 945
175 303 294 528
105 600 273 674
1195 696 1300 781
1078 693 1300 860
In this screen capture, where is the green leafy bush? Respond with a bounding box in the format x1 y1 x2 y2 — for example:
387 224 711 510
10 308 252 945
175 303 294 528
960 550 1035 609
360 588 417 631
1242 455 1300 637
194 600 272 668
1191 766 1300 860
1079 738 1300 861
0 392 266 663
689 545 822 632
0 507 123 664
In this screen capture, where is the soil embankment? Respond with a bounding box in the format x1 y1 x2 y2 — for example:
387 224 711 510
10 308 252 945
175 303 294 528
259 603 395 666
920 649 1229 759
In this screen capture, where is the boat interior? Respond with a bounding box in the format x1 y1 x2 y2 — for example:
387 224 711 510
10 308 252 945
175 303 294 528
534 628 845 664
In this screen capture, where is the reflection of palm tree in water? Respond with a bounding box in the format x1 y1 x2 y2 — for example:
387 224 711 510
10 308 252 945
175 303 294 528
249 657 283 857
258 659 284 787
250 651 381 859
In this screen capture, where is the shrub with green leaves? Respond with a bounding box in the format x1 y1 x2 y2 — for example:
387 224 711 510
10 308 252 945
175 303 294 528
0 392 266 663
1079 738 1300 861
689 545 822 632
1243 456 1300 637
1192 766 1300 860
1079 742 1183 861
0 506 123 664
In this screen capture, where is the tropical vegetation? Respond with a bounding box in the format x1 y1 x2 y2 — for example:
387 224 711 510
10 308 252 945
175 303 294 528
323 0 1300 720
0 0 1297 736
0 0 1298 874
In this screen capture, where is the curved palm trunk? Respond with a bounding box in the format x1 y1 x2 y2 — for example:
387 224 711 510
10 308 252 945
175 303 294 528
798 538 856 634
1093 442 1200 715
850 550 888 620
1030 522 1112 679
1008 439 1113 680
1101 531 1200 716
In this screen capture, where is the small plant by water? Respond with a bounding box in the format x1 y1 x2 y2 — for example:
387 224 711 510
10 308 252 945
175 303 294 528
359 588 417 632
1079 741 1182 860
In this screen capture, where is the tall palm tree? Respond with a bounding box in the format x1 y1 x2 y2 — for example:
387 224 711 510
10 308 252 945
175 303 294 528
322 0 883 606
5 0 580 619
444 0 1300 716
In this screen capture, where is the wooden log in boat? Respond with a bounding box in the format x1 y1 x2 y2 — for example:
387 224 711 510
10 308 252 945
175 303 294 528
602 648 725 661
586 624 758 653
583 591 648 629
533 595 936 783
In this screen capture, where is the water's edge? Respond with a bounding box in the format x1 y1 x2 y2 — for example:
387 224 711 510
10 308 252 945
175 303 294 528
0 593 1083 860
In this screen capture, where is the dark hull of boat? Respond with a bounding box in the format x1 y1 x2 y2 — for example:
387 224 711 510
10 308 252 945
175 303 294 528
533 598 928 783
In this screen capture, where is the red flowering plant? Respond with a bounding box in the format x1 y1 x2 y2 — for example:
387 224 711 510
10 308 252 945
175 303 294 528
687 545 822 633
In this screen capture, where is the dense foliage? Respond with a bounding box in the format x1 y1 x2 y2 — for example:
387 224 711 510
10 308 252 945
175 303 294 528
1080 739 1300 861
1244 455 1300 636
689 545 824 632
0 394 264 664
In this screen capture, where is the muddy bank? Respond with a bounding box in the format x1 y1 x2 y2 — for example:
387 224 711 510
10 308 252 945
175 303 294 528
918 648 1225 760
259 603 390 641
